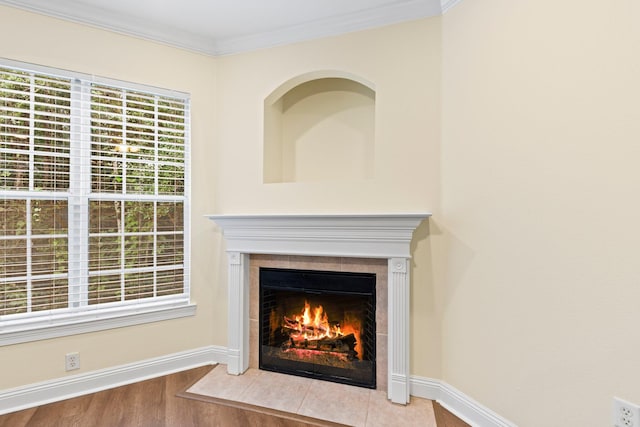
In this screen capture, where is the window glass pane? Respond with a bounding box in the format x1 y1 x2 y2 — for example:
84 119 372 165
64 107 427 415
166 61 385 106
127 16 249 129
1 67 71 195
124 271 154 301
32 199 67 234
89 236 121 271
157 269 183 297
125 161 155 194
32 237 68 274
124 201 154 233
90 86 186 198
33 75 71 154
0 69 30 151
88 274 121 305
124 235 154 268
158 141 184 163
0 199 27 235
0 281 27 315
91 85 124 194
126 91 155 158
0 152 29 190
1 197 69 314
34 117 71 153
157 233 184 266
32 278 68 311
34 154 70 191
157 202 183 232
0 238 27 278
91 159 123 193
91 87 123 132
89 200 120 234
158 164 184 195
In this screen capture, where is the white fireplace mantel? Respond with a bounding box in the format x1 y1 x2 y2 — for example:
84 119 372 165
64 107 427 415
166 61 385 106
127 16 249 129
206 213 430 404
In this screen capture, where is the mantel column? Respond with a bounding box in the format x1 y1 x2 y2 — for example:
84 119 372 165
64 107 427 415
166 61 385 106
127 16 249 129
226 251 250 375
388 257 411 404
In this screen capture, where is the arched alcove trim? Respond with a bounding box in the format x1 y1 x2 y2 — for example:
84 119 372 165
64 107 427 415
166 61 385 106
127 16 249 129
265 70 375 106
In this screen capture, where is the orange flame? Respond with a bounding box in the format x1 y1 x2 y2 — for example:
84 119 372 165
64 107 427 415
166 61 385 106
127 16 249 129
285 301 363 360
291 301 338 340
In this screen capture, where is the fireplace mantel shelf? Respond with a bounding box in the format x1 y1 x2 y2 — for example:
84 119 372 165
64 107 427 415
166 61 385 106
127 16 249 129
206 213 431 259
207 213 431 405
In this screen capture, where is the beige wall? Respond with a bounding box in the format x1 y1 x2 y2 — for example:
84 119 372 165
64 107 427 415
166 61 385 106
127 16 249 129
0 6 220 388
213 19 443 380
278 78 375 183
442 0 640 425
9 2 634 425
0 7 443 392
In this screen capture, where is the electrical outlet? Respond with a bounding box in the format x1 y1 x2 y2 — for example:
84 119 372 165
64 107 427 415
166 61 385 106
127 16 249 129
65 352 80 371
614 397 640 427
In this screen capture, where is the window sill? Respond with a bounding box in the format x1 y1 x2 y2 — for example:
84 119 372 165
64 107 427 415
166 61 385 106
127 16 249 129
0 300 196 346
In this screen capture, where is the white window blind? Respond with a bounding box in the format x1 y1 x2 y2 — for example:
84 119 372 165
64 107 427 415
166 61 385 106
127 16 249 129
0 59 191 338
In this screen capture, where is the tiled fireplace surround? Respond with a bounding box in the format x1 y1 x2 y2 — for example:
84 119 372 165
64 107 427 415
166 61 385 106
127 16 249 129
249 254 388 390
208 214 429 405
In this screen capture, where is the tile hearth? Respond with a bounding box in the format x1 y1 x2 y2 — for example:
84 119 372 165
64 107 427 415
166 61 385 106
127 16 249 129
187 364 436 427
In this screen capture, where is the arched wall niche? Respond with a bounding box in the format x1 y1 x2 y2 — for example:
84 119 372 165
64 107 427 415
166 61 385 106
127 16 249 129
264 71 376 184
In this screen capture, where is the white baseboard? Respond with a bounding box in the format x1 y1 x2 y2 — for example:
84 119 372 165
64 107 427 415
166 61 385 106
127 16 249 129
1 347 515 427
410 375 441 400
0 345 228 416
410 376 517 427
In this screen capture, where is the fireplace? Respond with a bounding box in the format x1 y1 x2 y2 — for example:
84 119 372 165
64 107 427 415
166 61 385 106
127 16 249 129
259 267 376 388
207 213 430 404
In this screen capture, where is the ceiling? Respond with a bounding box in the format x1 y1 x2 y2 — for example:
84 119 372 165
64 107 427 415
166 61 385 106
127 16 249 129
0 0 460 56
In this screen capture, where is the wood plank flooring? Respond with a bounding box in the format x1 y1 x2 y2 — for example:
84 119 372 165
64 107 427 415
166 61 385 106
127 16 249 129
433 403 471 427
0 366 470 427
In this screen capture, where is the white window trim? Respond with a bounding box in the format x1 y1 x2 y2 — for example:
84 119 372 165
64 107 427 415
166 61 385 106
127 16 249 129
0 300 196 346
0 58 194 346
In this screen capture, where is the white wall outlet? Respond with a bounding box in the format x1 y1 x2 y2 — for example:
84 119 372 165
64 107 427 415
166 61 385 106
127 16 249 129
65 352 80 371
614 397 640 427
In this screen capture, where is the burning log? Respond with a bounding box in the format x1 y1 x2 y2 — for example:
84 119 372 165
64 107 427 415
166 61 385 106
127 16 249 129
285 333 358 358
276 302 360 360
283 316 330 335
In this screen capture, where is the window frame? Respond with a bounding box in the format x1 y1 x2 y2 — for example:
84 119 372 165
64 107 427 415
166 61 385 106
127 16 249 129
0 58 194 346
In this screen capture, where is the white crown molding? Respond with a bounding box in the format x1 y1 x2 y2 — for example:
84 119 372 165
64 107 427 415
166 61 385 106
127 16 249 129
0 0 217 55
0 0 464 56
441 0 465 14
212 0 442 56
0 345 227 415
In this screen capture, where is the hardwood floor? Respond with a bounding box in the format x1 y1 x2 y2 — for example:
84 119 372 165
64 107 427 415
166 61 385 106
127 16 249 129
433 403 471 427
0 366 470 427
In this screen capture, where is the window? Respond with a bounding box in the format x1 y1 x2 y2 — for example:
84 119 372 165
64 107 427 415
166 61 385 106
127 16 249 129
0 59 193 345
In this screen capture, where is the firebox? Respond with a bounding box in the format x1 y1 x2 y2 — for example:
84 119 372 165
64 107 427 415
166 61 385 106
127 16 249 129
259 267 376 389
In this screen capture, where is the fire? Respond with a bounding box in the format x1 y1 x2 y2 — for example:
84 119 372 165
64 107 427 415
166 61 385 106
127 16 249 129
291 301 341 340
282 301 362 360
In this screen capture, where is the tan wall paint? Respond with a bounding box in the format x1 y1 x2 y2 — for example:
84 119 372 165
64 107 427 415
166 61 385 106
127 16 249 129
4 1 639 424
0 7 443 392
213 19 441 216
277 78 375 183
442 0 640 425
0 6 221 388
213 19 443 380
